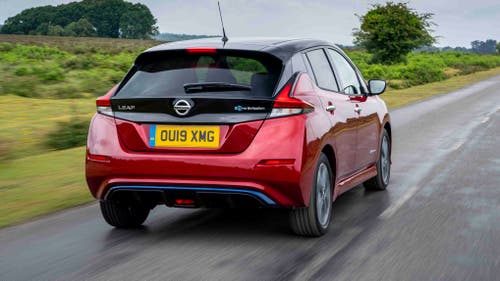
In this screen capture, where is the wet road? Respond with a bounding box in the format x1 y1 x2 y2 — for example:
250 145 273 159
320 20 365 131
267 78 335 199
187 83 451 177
1 76 500 281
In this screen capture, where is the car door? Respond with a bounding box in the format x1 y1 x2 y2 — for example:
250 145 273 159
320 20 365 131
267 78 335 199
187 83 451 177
303 48 358 179
326 48 380 171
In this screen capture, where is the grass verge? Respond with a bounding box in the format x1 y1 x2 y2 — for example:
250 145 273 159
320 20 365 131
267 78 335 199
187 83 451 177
0 95 94 159
383 67 500 108
0 147 91 228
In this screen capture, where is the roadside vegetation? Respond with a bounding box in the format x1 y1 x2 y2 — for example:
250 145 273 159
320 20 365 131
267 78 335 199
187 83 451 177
348 51 500 89
1 34 500 228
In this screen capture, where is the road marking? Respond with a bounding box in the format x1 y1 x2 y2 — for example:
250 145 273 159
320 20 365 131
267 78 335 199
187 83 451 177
450 140 465 151
291 227 362 281
379 185 420 219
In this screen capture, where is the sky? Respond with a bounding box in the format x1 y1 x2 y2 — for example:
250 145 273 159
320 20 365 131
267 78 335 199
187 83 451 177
1 0 499 47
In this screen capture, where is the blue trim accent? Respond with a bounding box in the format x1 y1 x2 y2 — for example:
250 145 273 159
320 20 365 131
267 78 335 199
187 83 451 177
108 185 277 206
149 125 156 147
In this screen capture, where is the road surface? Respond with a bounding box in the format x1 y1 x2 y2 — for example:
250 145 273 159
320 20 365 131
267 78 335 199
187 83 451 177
1 76 499 281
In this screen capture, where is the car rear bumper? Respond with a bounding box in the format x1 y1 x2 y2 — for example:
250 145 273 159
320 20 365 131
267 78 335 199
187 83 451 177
85 113 317 207
106 185 278 207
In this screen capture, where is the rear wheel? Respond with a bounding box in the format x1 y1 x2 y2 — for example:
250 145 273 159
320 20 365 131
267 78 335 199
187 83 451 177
364 129 391 190
290 153 333 237
100 200 150 228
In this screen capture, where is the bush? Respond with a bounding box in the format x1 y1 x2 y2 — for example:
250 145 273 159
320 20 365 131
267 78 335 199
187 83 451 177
39 68 65 81
1 76 39 97
45 118 90 150
63 56 97 70
401 63 446 85
361 64 388 79
14 65 30 76
29 65 65 81
0 42 14 52
346 50 500 89
2 38 500 100
72 45 99 55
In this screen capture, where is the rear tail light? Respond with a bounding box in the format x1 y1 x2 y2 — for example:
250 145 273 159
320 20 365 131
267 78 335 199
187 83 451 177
96 86 117 117
87 154 111 163
269 76 314 118
258 159 295 165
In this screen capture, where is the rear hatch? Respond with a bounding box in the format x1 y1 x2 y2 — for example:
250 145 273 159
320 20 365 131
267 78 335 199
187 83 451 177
110 48 284 153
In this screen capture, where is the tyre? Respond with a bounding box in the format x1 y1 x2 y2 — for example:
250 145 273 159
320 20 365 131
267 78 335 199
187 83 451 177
364 129 391 190
290 153 333 237
100 200 150 228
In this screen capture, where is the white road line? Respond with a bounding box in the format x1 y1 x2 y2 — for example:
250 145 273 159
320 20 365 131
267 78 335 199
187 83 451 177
379 185 420 219
481 116 490 124
450 140 465 151
291 227 362 281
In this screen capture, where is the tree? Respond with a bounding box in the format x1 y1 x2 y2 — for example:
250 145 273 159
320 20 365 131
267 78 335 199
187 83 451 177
1 0 158 39
497 42 500 54
47 25 65 36
119 3 158 39
64 18 97 37
353 2 436 64
471 40 497 54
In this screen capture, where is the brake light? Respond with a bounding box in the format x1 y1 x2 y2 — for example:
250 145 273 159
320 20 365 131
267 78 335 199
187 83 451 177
87 154 111 163
175 199 195 206
258 159 295 165
96 85 117 117
270 76 314 118
186 47 217 54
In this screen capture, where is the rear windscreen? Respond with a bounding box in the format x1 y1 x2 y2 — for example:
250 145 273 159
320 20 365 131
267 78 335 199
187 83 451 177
115 50 283 98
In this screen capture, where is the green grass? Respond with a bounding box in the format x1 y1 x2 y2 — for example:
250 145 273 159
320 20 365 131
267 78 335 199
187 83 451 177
0 95 94 159
383 67 500 108
0 147 91 228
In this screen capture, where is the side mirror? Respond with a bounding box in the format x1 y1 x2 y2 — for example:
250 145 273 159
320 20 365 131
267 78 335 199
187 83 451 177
368 79 386 95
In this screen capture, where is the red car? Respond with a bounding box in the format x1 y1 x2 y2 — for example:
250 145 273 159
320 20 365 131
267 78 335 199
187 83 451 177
86 38 391 236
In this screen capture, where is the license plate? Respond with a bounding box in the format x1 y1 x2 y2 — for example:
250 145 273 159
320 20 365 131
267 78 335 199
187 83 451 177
149 125 220 148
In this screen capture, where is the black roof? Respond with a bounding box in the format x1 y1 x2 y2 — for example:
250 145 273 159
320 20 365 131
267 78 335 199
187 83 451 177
143 37 338 61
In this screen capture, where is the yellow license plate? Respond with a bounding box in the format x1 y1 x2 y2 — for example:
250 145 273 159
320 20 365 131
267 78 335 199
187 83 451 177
149 125 220 148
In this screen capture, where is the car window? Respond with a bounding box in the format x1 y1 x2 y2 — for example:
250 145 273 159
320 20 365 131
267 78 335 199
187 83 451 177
326 49 361 95
116 51 282 98
226 57 267 84
305 49 339 92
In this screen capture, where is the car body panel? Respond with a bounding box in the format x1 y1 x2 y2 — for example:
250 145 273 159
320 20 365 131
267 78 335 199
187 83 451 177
87 113 309 207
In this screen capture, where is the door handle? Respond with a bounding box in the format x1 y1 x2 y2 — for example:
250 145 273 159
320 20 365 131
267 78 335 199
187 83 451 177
354 107 362 113
326 105 336 112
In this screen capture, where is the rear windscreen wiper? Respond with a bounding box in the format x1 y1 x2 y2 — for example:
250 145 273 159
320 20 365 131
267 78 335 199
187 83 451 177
184 82 252 93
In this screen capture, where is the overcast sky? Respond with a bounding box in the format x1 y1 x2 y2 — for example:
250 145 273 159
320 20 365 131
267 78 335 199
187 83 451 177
1 0 499 47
